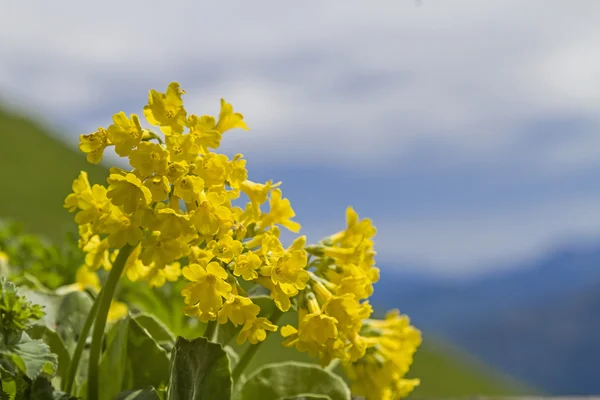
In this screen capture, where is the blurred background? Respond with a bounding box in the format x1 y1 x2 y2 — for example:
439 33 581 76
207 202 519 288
2 0 600 396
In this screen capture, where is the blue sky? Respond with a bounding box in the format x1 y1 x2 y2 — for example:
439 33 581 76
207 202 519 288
1 0 600 277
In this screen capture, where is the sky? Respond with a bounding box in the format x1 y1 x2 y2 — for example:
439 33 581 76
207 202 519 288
1 0 600 278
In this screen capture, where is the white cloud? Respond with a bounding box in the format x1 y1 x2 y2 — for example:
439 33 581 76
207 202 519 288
2 0 600 273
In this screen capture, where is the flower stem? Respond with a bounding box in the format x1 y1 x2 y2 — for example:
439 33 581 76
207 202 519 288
232 308 283 381
63 289 100 395
87 244 134 400
204 320 218 341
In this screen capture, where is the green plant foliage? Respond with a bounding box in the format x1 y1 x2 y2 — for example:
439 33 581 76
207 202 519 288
0 221 83 290
93 316 170 400
115 387 162 400
28 325 71 387
167 337 232 400
233 361 351 400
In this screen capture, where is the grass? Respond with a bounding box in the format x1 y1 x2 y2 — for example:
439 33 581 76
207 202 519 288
0 106 527 397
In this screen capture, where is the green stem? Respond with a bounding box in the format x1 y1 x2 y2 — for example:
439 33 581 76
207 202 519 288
204 320 218 341
63 290 100 395
87 244 134 400
232 308 283 381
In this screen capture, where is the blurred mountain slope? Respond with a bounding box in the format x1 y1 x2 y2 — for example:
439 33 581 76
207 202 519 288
0 107 107 241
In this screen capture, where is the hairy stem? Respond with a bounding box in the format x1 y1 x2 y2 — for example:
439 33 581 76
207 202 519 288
232 308 283 381
87 244 134 400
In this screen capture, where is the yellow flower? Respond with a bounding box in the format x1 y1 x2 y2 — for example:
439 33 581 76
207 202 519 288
217 295 260 327
83 236 111 271
240 180 280 217
232 251 262 281
188 114 222 152
145 262 182 288
207 235 243 263
165 161 189 183
143 82 187 135
322 294 372 336
79 128 111 164
227 154 248 189
105 212 143 248
215 98 249 133
107 112 144 157
344 310 422 400
173 175 204 203
194 153 229 187
189 192 234 236
155 207 194 239
140 232 190 268
258 189 301 233
129 142 168 177
236 317 277 345
124 244 150 282
74 266 101 291
261 248 308 297
107 300 129 322
166 134 199 163
181 262 232 322
64 171 92 212
144 175 170 202
107 173 152 214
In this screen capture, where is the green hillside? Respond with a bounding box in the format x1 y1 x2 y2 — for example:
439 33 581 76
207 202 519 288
0 107 107 241
0 106 525 397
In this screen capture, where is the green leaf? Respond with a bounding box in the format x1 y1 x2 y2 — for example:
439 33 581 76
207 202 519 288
167 336 232 400
55 291 93 351
5 334 58 379
133 313 175 343
28 325 70 386
95 316 170 400
28 377 76 400
115 387 161 400
234 361 351 400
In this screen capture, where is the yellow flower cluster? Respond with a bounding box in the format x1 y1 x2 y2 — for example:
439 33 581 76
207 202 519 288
66 82 302 345
64 82 421 398
344 311 422 400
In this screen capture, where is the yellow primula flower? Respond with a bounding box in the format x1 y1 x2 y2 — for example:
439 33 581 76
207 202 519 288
181 261 232 322
207 235 243 263
106 173 152 214
189 191 234 237
144 82 187 135
215 98 249 133
145 262 182 288
227 154 248 189
260 248 309 297
155 207 194 239
173 175 204 203
106 112 144 157
236 317 277 345
83 236 111 271
78 128 111 164
165 161 189 183
258 189 301 233
107 300 129 322
240 180 281 218
144 175 170 202
64 171 92 212
194 153 229 187
73 265 101 291
129 142 169 177
166 134 199 163
232 251 262 281
217 295 260 327
188 114 222 152
140 232 190 268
